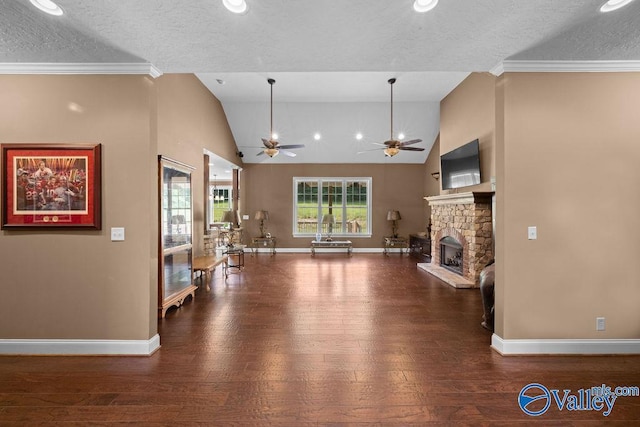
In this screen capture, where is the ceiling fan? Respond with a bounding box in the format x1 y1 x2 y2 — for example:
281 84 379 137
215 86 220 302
359 78 424 157
256 78 305 158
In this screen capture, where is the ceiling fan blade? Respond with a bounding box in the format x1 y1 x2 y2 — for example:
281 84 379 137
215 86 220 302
372 142 387 147
357 148 384 154
256 150 265 156
280 149 297 157
398 146 425 151
262 138 275 148
277 144 305 149
398 139 422 146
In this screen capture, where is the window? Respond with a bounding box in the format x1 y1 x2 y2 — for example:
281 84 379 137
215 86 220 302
209 185 232 224
293 177 371 237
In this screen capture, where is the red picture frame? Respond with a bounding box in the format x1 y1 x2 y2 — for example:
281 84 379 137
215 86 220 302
1 143 102 229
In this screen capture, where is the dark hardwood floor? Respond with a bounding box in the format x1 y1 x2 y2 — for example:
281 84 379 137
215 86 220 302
2 253 640 425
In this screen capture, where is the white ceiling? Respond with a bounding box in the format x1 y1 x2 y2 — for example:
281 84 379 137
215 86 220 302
2 0 640 167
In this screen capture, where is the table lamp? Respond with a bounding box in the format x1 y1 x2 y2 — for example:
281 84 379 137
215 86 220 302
387 210 401 238
255 210 269 238
322 214 335 241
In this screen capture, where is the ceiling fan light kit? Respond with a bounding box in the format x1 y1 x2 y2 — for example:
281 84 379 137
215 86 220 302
384 147 400 157
264 148 279 158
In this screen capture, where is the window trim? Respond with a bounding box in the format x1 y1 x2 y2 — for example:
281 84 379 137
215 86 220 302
292 177 372 238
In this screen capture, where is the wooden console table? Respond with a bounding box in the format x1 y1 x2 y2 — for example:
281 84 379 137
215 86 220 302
310 240 353 257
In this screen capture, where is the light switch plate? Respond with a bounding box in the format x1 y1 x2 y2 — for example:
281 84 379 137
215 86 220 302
242 214 249 220
111 227 125 241
527 226 537 240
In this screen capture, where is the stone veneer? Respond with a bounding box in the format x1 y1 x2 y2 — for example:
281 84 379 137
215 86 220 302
203 235 215 255
425 192 494 287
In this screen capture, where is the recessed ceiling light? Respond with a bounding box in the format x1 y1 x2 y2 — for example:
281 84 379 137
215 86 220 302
271 133 278 140
30 0 64 16
314 133 321 141
600 0 635 12
413 0 438 13
398 133 405 140
356 133 363 140
223 0 248 14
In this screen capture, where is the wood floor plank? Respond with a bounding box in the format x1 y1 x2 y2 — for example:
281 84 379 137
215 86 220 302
2 254 640 424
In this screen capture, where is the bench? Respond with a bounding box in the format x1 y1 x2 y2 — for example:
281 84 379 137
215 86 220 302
193 254 228 291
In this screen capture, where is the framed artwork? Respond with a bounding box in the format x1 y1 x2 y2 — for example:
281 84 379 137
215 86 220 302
1 143 102 229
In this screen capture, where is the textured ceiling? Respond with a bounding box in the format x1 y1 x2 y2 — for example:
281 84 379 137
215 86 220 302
2 0 640 166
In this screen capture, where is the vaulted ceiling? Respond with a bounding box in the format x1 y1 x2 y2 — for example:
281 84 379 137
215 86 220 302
2 0 640 167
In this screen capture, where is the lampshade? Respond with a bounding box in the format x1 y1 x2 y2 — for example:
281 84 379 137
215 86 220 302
221 210 239 225
322 214 335 224
254 210 269 221
386 210 401 221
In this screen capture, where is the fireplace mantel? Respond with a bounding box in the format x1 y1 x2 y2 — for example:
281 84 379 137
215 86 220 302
424 191 494 206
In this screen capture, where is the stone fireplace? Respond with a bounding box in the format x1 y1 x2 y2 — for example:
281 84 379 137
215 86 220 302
419 192 494 288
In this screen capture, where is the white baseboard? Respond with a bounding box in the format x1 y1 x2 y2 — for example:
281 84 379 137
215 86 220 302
0 334 160 356
492 334 640 355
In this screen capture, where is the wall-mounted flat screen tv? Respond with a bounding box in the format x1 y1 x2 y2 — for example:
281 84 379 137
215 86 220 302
440 138 481 190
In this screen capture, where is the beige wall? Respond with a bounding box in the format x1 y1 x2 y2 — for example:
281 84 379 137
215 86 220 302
0 75 157 340
155 74 243 254
497 72 640 340
423 135 441 223
443 71 640 341
440 73 495 194
0 74 240 342
241 163 429 248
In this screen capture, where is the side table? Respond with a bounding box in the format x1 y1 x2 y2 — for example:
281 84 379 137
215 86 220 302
383 236 408 256
223 244 245 277
250 236 276 256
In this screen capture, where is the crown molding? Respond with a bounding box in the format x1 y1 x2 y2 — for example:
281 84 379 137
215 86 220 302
492 60 640 74
0 62 163 78
489 61 505 76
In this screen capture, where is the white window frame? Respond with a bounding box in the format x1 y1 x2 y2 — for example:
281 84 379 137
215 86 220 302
292 177 372 238
208 184 233 225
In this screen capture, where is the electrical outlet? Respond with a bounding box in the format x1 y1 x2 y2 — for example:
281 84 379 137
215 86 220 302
527 226 537 240
111 227 125 241
596 317 606 331
242 214 249 220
